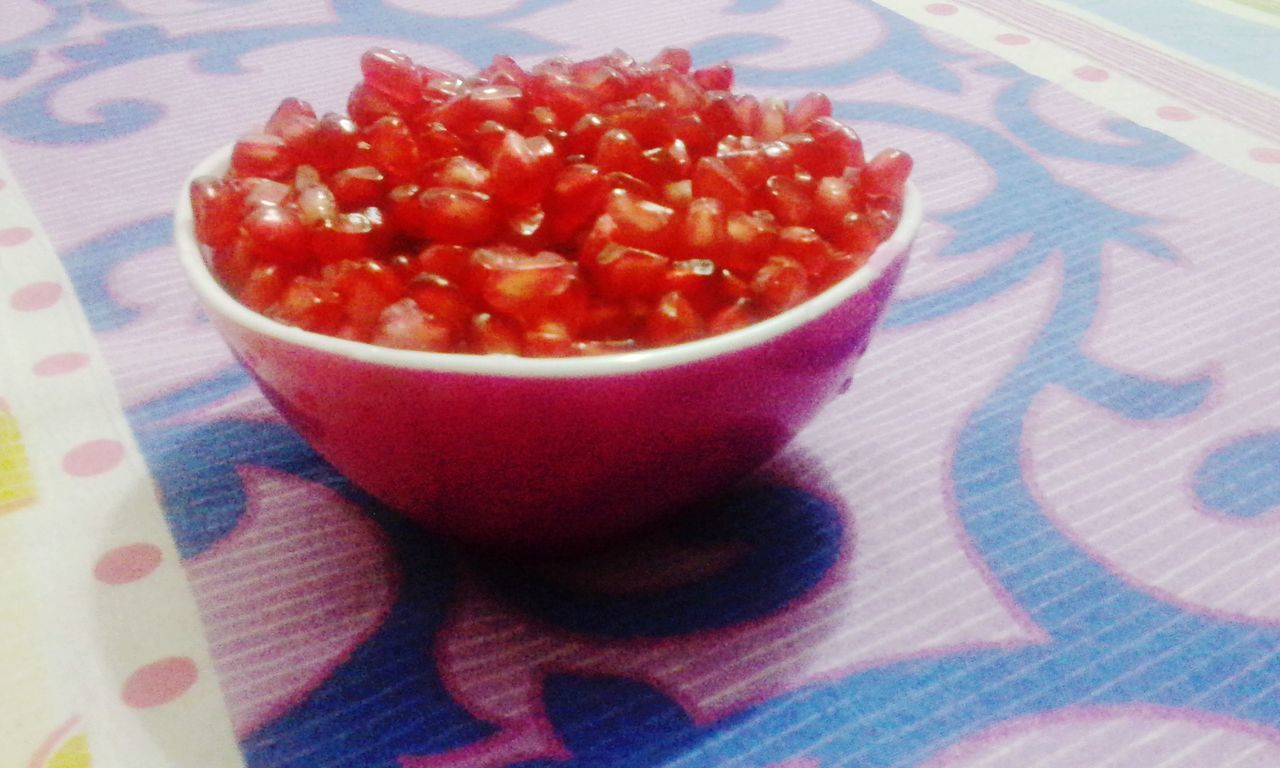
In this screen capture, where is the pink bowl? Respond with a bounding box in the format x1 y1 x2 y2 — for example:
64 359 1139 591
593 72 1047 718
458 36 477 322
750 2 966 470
175 146 921 549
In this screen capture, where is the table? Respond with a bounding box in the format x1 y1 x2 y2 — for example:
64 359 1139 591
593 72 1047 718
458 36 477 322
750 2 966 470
3 1 1279 766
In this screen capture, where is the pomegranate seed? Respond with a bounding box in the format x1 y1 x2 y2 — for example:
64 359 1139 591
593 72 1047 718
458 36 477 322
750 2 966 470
407 273 473 329
751 255 808 312
723 209 779 272
693 62 734 90
307 113 361 171
489 131 559 207
762 174 812 226
190 176 246 248
239 264 291 312
862 148 913 200
606 189 676 251
759 98 788 140
272 277 344 333
361 47 423 105
787 92 832 132
777 225 834 277
432 155 490 192
231 134 292 180
416 243 473 283
398 187 498 244
708 297 756 335
812 175 855 235
595 128 648 178
807 117 864 176
373 298 453 351
195 47 912 354
650 47 692 73
264 97 319 148
544 163 607 242
692 156 750 211
646 291 703 346
592 243 670 299
330 258 405 329
470 312 522 354
310 209 387 263
682 197 728 256
243 205 308 264
365 115 421 183
348 82 403 125
329 166 385 209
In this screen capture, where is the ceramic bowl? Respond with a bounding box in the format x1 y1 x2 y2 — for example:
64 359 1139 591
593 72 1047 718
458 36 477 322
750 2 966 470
175 145 921 548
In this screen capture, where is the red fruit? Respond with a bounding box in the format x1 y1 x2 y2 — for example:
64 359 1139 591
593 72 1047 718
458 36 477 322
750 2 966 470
416 243 473 283
595 128 648 178
751 255 808 312
307 113 361 171
708 297 756 335
329 166 385 209
693 62 734 90
469 312 523 354
310 209 388 263
761 174 812 226
330 258 405 329
272 277 344 333
544 163 607 242
723 210 779 273
195 47 912 356
240 264 292 312
190 176 247 248
787 92 832 132
650 47 692 73
372 298 453 351
606 189 676 251
231 134 292 180
862 148 913 201
243 204 308 264
365 115 421 183
591 243 670 299
399 187 498 244
807 117 864 175
264 98 318 148
432 155 490 192
361 47 423 105
646 291 703 346
348 82 403 125
407 273 474 329
777 225 834 277
489 131 559 207
691 156 750 211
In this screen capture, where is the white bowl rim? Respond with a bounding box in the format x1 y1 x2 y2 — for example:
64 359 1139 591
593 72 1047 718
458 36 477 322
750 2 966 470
175 144 921 379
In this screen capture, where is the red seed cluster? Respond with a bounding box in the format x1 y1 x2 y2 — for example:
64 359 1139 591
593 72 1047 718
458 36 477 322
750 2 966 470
190 47 912 356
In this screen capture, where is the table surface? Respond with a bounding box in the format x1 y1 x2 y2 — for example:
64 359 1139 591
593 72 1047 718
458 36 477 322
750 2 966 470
2 2 1280 767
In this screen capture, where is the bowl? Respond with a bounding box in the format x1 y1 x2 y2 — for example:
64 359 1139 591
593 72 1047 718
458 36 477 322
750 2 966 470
174 145 921 549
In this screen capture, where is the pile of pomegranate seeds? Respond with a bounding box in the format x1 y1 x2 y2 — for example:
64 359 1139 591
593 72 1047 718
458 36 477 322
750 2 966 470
191 47 912 356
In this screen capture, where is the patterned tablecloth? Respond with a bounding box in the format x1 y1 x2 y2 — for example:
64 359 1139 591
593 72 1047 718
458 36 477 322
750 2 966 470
3 1 1280 766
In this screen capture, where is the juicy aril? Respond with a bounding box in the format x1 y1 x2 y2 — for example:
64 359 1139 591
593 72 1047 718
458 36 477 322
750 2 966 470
191 47 912 356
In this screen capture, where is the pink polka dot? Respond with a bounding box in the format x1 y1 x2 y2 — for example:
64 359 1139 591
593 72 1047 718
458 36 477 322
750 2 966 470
95 543 164 584
1074 65 1110 82
0 227 33 247
0 397 9 413
1156 106 1195 122
1250 147 1280 164
9 281 62 311
0 178 7 190
62 439 125 476
996 33 1031 45
33 352 89 377
925 3 958 15
121 657 198 708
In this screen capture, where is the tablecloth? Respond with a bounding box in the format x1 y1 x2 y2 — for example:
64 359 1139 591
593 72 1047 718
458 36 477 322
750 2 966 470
3 1 1280 766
